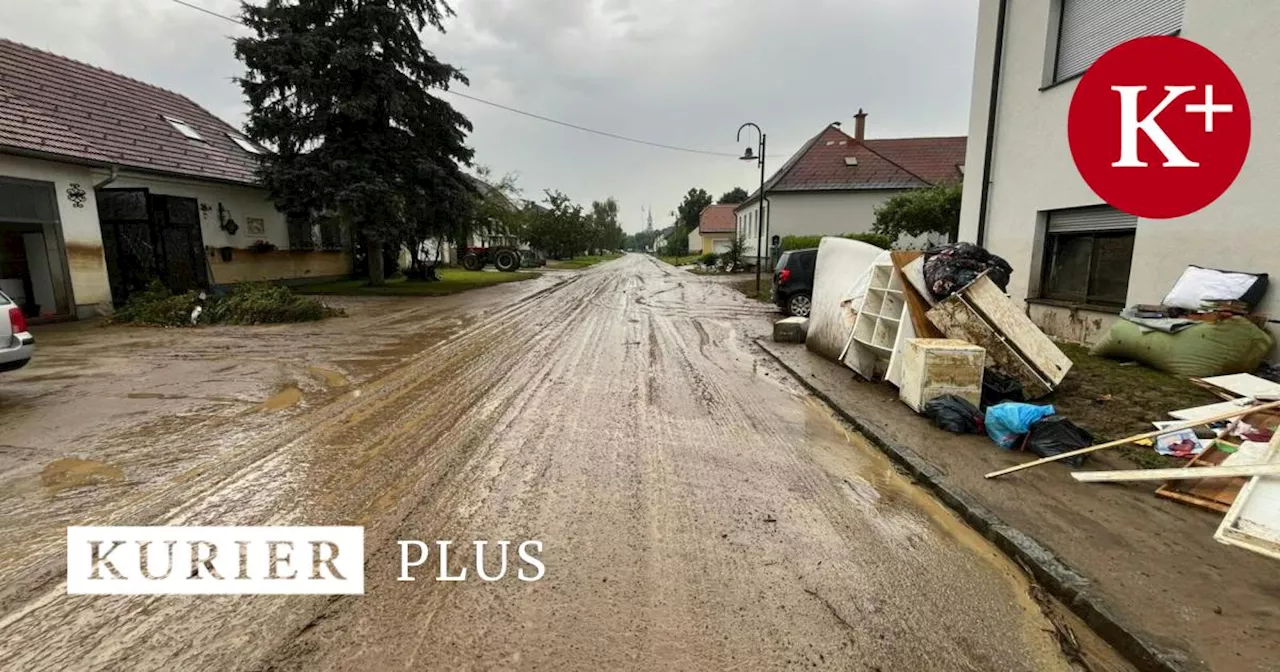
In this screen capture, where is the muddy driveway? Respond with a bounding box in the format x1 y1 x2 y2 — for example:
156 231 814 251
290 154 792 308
0 255 1122 670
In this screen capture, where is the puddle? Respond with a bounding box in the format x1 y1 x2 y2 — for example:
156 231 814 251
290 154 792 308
128 392 174 400
40 458 124 491
307 366 349 388
259 386 302 412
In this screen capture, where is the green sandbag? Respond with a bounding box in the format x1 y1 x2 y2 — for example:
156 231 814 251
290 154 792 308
1090 316 1275 377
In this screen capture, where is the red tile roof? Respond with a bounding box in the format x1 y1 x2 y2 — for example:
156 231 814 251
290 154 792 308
698 204 737 233
0 39 261 185
738 125 966 208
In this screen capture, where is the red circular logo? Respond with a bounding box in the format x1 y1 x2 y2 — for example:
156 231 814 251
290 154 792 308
1068 36 1250 219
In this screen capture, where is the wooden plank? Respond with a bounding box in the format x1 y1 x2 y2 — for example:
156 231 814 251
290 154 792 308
984 399 1280 479
891 251 942 339
959 274 1073 386
1072 463 1280 483
928 296 1052 399
1154 488 1233 514
1198 373 1280 399
1169 398 1256 422
1215 433 1280 560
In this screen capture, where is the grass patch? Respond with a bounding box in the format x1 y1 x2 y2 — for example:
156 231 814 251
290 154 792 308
728 277 772 303
657 255 699 267
112 282 341 327
546 254 622 270
1045 343 1223 468
295 268 536 296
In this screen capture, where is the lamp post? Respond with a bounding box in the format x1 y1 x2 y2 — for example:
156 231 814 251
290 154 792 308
737 122 767 294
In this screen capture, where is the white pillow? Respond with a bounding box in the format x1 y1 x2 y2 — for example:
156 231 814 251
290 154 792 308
1163 266 1262 310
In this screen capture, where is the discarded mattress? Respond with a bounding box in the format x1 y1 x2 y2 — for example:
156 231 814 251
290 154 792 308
1091 316 1274 377
804 237 884 361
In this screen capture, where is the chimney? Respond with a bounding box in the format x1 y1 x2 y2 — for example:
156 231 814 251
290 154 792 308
853 108 867 142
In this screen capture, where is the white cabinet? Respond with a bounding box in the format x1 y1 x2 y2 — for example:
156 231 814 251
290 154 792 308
898 339 986 412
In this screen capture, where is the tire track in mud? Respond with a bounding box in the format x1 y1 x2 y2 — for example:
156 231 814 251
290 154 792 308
2 256 1097 671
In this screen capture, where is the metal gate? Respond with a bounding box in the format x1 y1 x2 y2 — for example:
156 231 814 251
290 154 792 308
97 189 207 304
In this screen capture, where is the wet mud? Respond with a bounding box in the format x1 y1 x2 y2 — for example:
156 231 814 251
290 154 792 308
0 257 1114 670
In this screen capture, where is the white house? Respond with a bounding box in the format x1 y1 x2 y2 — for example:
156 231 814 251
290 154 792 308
735 113 966 265
0 39 350 321
958 0 1280 346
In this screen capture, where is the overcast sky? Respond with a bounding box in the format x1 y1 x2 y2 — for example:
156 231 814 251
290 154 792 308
0 0 979 233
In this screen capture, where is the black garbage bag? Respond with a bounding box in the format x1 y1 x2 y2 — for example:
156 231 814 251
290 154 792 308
981 369 1025 409
1023 416 1094 467
923 395 984 434
923 242 1014 299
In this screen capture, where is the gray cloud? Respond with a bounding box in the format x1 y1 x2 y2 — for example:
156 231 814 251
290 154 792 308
0 0 978 232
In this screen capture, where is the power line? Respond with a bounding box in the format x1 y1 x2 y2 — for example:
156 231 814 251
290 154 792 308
442 90 740 157
164 0 750 159
169 0 240 24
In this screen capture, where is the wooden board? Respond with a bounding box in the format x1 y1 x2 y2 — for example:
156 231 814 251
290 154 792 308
958 275 1073 386
1155 443 1243 513
1169 398 1256 422
1198 373 1280 399
1074 463 1280 482
928 296 1053 399
1215 434 1280 559
891 251 942 339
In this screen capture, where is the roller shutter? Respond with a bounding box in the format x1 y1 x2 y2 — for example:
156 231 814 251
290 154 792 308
1046 206 1137 234
1055 0 1184 82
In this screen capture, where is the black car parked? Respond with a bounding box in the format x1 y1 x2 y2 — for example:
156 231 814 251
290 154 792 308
771 248 817 317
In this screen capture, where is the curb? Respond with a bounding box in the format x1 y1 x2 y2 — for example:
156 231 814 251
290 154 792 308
756 339 1199 672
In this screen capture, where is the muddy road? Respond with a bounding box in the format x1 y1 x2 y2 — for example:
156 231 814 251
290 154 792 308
0 254 1121 670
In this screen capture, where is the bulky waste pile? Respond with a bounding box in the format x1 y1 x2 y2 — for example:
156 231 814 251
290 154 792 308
778 237 1280 561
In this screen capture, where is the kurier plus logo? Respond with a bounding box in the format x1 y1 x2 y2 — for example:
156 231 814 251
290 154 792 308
1068 36 1251 219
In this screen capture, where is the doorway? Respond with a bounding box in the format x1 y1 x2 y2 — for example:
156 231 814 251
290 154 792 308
97 189 208 304
0 177 73 318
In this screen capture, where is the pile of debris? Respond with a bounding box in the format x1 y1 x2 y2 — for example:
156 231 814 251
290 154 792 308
774 237 1280 562
1090 265 1273 377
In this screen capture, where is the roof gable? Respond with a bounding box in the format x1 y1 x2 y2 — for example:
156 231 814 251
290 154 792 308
698 204 736 233
0 39 261 185
738 125 966 210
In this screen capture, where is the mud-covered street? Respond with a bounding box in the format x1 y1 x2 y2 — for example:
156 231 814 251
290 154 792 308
0 255 1122 671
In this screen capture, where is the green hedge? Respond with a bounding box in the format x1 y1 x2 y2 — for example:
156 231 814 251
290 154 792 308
779 232 892 252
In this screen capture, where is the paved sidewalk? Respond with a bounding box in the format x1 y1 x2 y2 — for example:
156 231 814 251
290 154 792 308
759 340 1280 672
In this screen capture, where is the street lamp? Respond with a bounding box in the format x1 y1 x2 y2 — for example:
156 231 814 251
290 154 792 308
737 122 767 294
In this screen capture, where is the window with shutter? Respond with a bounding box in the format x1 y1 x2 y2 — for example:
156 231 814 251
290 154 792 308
1040 206 1137 307
1054 0 1184 83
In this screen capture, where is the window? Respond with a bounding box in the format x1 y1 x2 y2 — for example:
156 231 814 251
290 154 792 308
1053 0 1184 83
164 116 204 141
227 133 263 154
286 212 316 250
1040 206 1137 307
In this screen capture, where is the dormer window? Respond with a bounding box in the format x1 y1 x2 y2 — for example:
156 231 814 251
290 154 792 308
228 133 263 154
164 116 203 141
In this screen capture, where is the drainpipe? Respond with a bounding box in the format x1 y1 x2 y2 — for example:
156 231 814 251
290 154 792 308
975 0 1008 247
93 166 120 190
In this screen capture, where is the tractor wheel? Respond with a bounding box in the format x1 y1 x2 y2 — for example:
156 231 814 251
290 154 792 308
461 251 483 271
494 248 521 272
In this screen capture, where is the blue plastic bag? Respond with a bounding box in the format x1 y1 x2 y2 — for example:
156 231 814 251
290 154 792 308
985 402 1056 450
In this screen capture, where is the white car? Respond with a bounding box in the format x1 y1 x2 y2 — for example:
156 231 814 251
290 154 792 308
0 290 34 372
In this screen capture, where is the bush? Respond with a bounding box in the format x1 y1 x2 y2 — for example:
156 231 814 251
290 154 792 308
699 252 719 267
111 281 201 327
779 232 892 252
111 281 341 327
206 283 339 324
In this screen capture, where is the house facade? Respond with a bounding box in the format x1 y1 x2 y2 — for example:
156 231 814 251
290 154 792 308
692 204 736 255
735 115 966 265
0 39 349 321
958 0 1280 346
